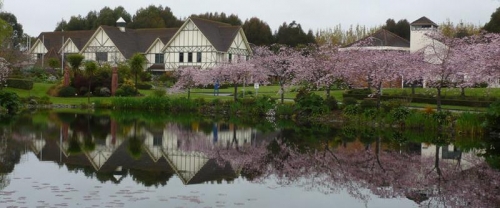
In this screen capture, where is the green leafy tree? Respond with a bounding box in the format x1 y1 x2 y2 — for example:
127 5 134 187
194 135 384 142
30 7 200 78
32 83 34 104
0 12 24 48
56 6 131 31
316 24 379 46
440 20 481 38
66 54 84 72
382 19 410 40
129 53 146 90
65 15 87 31
485 7 500 33
192 12 242 25
129 5 182 28
0 18 12 47
242 17 274 46
48 58 60 69
275 21 316 47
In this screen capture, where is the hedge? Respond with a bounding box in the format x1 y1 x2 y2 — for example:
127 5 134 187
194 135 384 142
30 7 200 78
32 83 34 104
6 78 34 90
343 93 495 107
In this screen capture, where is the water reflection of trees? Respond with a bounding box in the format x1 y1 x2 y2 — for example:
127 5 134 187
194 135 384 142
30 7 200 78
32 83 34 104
1 111 500 206
190 125 500 207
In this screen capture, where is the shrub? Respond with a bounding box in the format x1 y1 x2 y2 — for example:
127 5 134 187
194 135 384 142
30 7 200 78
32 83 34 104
342 97 358 106
363 108 378 118
276 103 295 117
58 86 77 97
93 100 113 109
115 85 138 97
432 111 452 125
359 99 377 110
345 88 372 95
170 97 196 112
484 100 500 132
324 96 339 111
381 99 408 113
6 78 34 90
141 96 169 110
152 89 166 97
391 107 411 123
136 83 153 90
294 91 327 116
0 91 21 115
343 105 360 116
99 87 111 97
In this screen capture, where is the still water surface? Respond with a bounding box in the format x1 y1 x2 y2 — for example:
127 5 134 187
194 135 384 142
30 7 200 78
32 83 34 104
0 111 498 207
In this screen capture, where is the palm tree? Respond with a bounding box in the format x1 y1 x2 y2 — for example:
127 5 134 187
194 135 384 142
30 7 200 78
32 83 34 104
66 54 85 73
84 61 97 104
129 53 146 91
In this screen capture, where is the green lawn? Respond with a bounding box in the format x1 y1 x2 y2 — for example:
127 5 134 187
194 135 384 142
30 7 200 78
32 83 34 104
3 83 497 111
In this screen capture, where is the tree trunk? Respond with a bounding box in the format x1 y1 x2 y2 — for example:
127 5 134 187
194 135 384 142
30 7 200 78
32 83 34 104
188 88 191 100
280 83 285 104
134 73 138 93
460 87 465 99
326 84 331 98
411 81 416 96
436 87 442 112
376 82 382 109
87 79 91 104
234 84 238 101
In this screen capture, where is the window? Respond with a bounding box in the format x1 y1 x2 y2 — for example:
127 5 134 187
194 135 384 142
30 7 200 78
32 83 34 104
188 52 193 63
197 52 202 62
155 54 164 64
179 52 184 62
95 52 108 62
37 53 43 59
153 136 163 146
228 54 232 62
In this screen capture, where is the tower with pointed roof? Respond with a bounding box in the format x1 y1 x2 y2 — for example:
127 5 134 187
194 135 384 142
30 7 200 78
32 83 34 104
116 17 126 32
410 16 439 53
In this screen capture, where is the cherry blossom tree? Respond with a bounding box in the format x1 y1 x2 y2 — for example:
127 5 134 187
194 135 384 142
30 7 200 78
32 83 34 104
465 32 500 89
208 60 268 101
293 44 348 98
0 57 9 89
170 66 201 99
342 43 410 108
405 33 475 111
253 45 307 104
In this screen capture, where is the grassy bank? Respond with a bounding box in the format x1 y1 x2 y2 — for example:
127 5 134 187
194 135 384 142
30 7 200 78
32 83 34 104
3 83 499 111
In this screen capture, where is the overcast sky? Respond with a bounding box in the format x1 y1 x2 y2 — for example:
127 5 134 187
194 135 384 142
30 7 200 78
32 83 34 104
3 0 500 36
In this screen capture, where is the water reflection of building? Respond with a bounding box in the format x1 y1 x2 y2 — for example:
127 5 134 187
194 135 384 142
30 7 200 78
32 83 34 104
26 120 271 185
142 123 254 184
421 143 483 169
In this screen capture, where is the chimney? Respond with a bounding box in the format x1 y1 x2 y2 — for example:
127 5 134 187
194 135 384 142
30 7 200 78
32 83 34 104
116 17 126 32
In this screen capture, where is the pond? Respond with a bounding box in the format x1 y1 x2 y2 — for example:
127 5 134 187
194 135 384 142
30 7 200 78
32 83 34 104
0 110 499 208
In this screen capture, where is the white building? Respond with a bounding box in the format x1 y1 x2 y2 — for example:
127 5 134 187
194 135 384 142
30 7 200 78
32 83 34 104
29 17 252 73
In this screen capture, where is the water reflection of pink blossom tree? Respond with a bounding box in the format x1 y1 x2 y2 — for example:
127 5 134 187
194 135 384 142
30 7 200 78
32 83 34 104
182 132 500 207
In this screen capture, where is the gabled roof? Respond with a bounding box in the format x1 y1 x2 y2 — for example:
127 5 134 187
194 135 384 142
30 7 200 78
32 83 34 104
345 29 410 48
60 30 95 53
36 30 95 53
411 16 438 27
190 17 241 52
100 26 177 59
